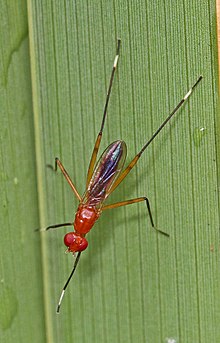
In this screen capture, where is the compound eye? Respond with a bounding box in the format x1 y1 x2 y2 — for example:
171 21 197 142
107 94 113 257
64 232 88 253
64 232 75 247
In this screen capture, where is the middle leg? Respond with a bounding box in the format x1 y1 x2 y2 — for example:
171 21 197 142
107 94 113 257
102 197 169 237
55 158 82 202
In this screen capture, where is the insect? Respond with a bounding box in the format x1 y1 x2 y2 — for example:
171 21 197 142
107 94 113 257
45 39 202 313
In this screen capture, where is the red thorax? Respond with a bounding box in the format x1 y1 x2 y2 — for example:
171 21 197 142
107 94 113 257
64 204 100 253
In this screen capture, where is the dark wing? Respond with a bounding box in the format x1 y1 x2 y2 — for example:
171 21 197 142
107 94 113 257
82 140 127 207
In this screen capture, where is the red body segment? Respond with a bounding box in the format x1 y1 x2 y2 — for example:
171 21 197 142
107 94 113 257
46 39 202 313
74 205 100 234
64 205 100 253
64 232 88 252
64 140 127 254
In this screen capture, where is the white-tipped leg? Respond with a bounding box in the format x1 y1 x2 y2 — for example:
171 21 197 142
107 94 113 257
183 89 192 100
137 75 203 155
184 75 202 100
113 54 119 68
86 39 121 186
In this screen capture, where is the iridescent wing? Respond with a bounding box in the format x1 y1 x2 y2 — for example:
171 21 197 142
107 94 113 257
82 140 127 207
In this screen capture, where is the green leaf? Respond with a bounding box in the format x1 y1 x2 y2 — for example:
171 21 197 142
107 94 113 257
0 1 46 341
2 0 219 342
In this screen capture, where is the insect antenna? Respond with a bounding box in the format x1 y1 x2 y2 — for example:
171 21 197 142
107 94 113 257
56 251 81 313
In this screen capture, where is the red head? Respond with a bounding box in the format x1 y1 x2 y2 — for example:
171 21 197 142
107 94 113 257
64 232 88 253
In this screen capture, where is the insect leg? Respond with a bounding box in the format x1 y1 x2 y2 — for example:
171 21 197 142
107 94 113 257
102 197 146 210
86 39 121 187
45 223 73 231
55 158 82 201
102 197 169 236
109 76 203 194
